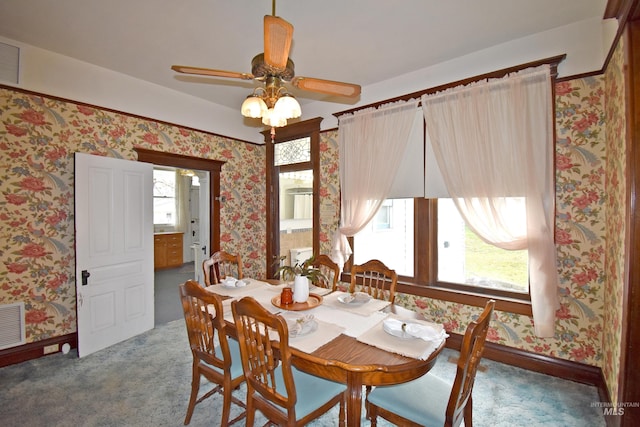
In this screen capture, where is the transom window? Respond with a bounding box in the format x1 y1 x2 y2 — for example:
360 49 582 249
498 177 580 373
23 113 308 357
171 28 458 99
274 137 311 166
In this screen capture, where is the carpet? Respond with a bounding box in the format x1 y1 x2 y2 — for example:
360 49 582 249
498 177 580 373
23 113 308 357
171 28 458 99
0 319 606 426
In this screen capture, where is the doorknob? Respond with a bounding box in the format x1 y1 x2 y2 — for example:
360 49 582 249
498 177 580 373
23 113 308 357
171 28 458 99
81 270 91 286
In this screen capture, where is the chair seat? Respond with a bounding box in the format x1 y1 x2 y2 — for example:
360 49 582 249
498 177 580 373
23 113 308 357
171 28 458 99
272 366 347 419
206 338 244 380
367 372 456 426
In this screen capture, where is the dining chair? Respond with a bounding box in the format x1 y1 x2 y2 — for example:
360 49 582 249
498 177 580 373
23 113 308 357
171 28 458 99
309 254 341 291
349 259 398 303
203 250 243 285
231 296 347 426
179 280 246 426
366 299 496 427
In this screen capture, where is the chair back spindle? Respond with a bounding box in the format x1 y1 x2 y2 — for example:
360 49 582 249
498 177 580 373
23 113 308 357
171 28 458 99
203 250 243 285
350 259 397 303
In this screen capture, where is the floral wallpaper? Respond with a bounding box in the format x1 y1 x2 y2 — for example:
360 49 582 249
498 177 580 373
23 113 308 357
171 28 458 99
603 33 627 405
318 131 341 256
0 88 266 342
318 77 609 367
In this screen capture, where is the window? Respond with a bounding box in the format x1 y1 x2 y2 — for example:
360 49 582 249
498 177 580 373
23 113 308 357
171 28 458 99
274 137 311 166
351 197 529 299
354 199 414 277
437 198 528 293
153 169 177 227
265 118 321 278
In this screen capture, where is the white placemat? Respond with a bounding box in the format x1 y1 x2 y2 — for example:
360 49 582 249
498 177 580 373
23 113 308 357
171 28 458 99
205 278 266 297
356 314 447 360
310 305 388 337
216 281 285 321
279 314 346 353
322 291 390 316
308 284 334 296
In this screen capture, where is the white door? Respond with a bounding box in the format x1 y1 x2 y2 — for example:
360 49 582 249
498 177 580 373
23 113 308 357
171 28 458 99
74 152 154 357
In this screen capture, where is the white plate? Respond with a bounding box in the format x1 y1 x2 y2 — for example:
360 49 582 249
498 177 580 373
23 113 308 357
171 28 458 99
337 292 372 306
285 315 317 337
221 279 246 288
221 281 237 288
383 320 420 340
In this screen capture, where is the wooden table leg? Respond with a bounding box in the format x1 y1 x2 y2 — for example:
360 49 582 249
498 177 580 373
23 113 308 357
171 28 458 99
346 372 363 427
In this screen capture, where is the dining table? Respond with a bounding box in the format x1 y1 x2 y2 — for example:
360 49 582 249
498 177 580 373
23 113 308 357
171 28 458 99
206 278 447 427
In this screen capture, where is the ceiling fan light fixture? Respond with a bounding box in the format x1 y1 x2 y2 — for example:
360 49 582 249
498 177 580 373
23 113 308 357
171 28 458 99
273 93 301 119
241 95 268 118
262 108 287 127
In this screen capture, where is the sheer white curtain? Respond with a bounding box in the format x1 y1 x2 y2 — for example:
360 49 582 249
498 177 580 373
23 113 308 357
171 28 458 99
421 65 559 337
332 100 419 268
175 172 190 233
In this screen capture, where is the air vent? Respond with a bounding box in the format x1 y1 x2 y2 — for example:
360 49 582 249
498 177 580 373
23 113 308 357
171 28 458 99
0 302 26 350
0 42 20 85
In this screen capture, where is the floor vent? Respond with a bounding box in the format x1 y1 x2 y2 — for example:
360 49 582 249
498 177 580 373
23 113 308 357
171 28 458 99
0 302 26 350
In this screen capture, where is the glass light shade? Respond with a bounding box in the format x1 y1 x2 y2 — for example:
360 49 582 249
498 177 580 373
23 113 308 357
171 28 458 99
273 94 301 119
241 95 268 118
261 108 287 127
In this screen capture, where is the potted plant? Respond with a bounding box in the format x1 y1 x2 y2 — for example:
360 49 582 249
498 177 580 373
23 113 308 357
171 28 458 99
276 255 326 303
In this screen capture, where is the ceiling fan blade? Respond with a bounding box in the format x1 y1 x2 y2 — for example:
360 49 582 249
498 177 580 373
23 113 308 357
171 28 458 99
171 65 254 80
264 15 293 70
290 76 361 97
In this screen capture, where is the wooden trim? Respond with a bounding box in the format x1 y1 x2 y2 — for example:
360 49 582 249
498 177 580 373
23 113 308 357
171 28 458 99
620 17 640 427
445 332 604 388
605 0 630 19
134 147 225 254
0 333 77 368
399 284 533 317
333 55 566 118
263 118 323 278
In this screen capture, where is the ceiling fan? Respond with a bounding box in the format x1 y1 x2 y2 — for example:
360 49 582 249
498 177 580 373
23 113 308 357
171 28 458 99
171 0 361 135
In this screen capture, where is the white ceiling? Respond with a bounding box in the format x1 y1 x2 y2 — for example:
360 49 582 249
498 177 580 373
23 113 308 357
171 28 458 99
0 0 608 132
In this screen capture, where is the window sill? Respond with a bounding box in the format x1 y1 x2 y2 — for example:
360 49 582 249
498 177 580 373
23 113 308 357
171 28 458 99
396 282 533 317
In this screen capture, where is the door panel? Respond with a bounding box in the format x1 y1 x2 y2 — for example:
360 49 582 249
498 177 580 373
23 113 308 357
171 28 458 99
75 152 154 357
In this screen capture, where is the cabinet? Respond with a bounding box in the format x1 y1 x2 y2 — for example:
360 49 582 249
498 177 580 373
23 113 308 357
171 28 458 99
154 232 183 270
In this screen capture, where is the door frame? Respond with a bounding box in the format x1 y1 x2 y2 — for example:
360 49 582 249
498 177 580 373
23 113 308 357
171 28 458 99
134 148 225 256
263 118 322 278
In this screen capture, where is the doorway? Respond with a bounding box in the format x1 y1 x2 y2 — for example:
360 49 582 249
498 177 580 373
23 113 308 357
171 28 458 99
152 167 207 325
135 148 225 325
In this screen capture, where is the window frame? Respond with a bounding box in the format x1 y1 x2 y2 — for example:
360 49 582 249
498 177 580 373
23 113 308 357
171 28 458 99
345 199 533 315
152 167 178 229
264 118 322 279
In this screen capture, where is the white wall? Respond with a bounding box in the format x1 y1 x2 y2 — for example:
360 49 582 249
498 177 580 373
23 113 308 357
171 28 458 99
305 17 618 130
0 16 617 142
0 36 260 143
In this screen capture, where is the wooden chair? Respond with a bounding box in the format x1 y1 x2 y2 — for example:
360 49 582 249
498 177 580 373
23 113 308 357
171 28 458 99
231 296 347 426
179 280 246 426
203 250 243 285
349 259 398 303
308 254 341 291
366 300 496 427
